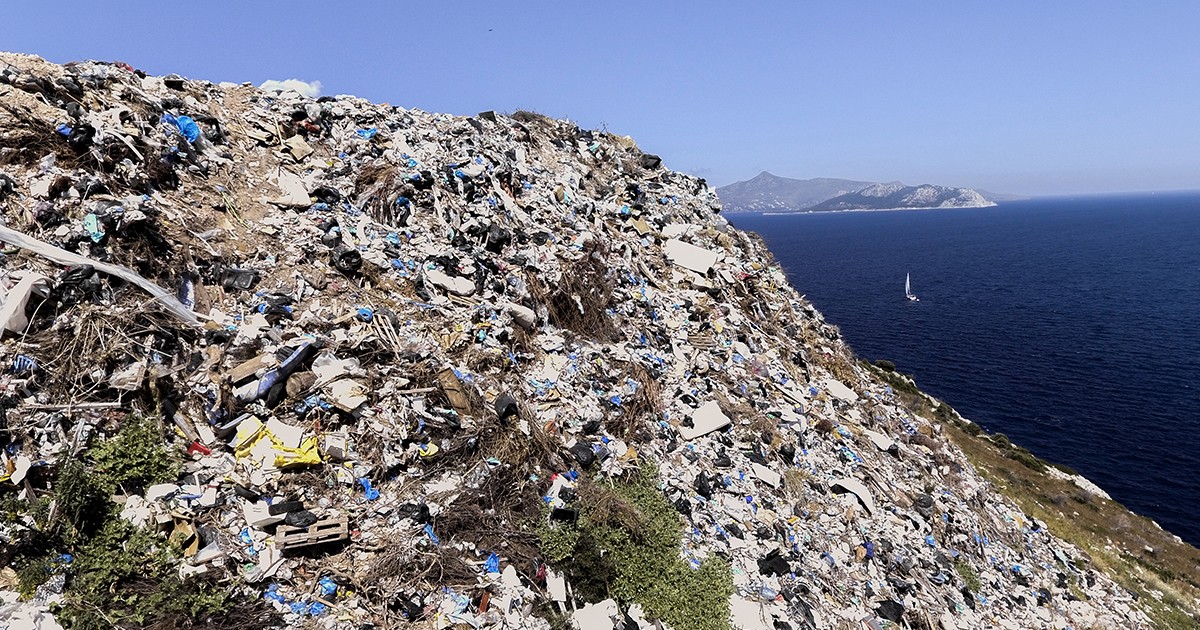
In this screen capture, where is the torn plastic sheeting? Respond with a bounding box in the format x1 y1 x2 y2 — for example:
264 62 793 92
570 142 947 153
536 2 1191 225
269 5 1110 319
232 416 321 469
0 225 199 327
0 271 49 335
830 478 876 515
663 238 719 274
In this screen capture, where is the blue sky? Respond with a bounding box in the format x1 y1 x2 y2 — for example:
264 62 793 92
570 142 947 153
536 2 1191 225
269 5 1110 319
2 1 1197 195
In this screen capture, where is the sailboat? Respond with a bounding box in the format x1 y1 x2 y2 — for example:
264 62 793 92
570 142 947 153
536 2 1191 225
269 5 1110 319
905 272 919 302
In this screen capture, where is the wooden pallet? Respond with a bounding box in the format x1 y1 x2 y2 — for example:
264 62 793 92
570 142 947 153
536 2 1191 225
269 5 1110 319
275 516 349 550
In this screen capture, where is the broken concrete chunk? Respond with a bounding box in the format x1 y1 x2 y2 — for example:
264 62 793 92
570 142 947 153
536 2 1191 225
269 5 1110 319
751 462 782 488
283 134 313 161
265 418 304 449
730 595 774 630
326 379 368 412
244 500 285 528
821 378 859 403
573 598 619 630
546 568 568 602
679 401 731 440
830 478 875 515
863 429 896 452
10 455 32 485
663 238 719 274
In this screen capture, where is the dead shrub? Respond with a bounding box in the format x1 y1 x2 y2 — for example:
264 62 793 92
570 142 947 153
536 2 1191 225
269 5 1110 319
577 477 645 538
607 363 663 439
529 242 617 341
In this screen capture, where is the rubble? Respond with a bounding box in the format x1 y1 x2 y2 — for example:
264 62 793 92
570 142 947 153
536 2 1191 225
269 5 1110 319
0 51 1155 629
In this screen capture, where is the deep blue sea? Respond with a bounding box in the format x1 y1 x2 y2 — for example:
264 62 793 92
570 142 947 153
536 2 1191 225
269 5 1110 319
728 192 1200 547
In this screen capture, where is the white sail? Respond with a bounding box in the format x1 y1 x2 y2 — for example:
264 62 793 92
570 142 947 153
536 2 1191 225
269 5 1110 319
905 272 918 301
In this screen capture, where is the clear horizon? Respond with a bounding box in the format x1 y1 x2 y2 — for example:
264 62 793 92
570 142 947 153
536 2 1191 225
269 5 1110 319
2 1 1196 196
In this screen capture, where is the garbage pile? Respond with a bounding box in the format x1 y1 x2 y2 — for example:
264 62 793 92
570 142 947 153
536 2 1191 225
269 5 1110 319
0 52 1149 630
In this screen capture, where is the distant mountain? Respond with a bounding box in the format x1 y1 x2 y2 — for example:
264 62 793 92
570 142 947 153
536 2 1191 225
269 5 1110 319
717 171 1010 212
715 172 874 212
975 189 1028 202
807 183 996 212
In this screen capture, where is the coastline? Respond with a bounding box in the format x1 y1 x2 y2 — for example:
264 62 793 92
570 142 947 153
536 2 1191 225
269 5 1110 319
756 201 998 216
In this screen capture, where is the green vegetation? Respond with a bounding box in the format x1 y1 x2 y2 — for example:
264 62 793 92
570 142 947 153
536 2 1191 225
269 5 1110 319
954 559 982 593
90 415 182 494
61 510 237 630
872 359 896 372
536 465 733 630
0 414 268 629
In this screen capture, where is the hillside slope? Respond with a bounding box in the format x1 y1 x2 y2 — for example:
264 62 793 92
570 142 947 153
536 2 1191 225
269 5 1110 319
0 53 1193 630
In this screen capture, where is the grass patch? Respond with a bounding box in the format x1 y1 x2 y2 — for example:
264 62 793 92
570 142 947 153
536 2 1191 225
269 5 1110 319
61 510 255 630
536 466 733 630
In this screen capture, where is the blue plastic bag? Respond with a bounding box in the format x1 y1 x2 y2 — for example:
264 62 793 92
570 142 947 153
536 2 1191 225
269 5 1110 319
359 478 380 501
318 576 338 596
162 113 201 143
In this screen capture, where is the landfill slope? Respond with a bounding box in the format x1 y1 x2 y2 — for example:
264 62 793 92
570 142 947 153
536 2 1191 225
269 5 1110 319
0 52 1153 629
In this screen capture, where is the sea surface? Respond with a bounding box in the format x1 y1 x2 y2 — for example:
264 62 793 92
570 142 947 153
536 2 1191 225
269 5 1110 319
728 192 1200 547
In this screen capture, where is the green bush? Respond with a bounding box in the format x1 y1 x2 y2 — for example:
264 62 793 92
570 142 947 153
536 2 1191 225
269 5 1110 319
90 415 181 494
955 559 982 592
872 359 896 372
536 466 732 630
1008 447 1048 473
52 459 110 537
990 433 1012 450
62 510 235 630
5 414 260 628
